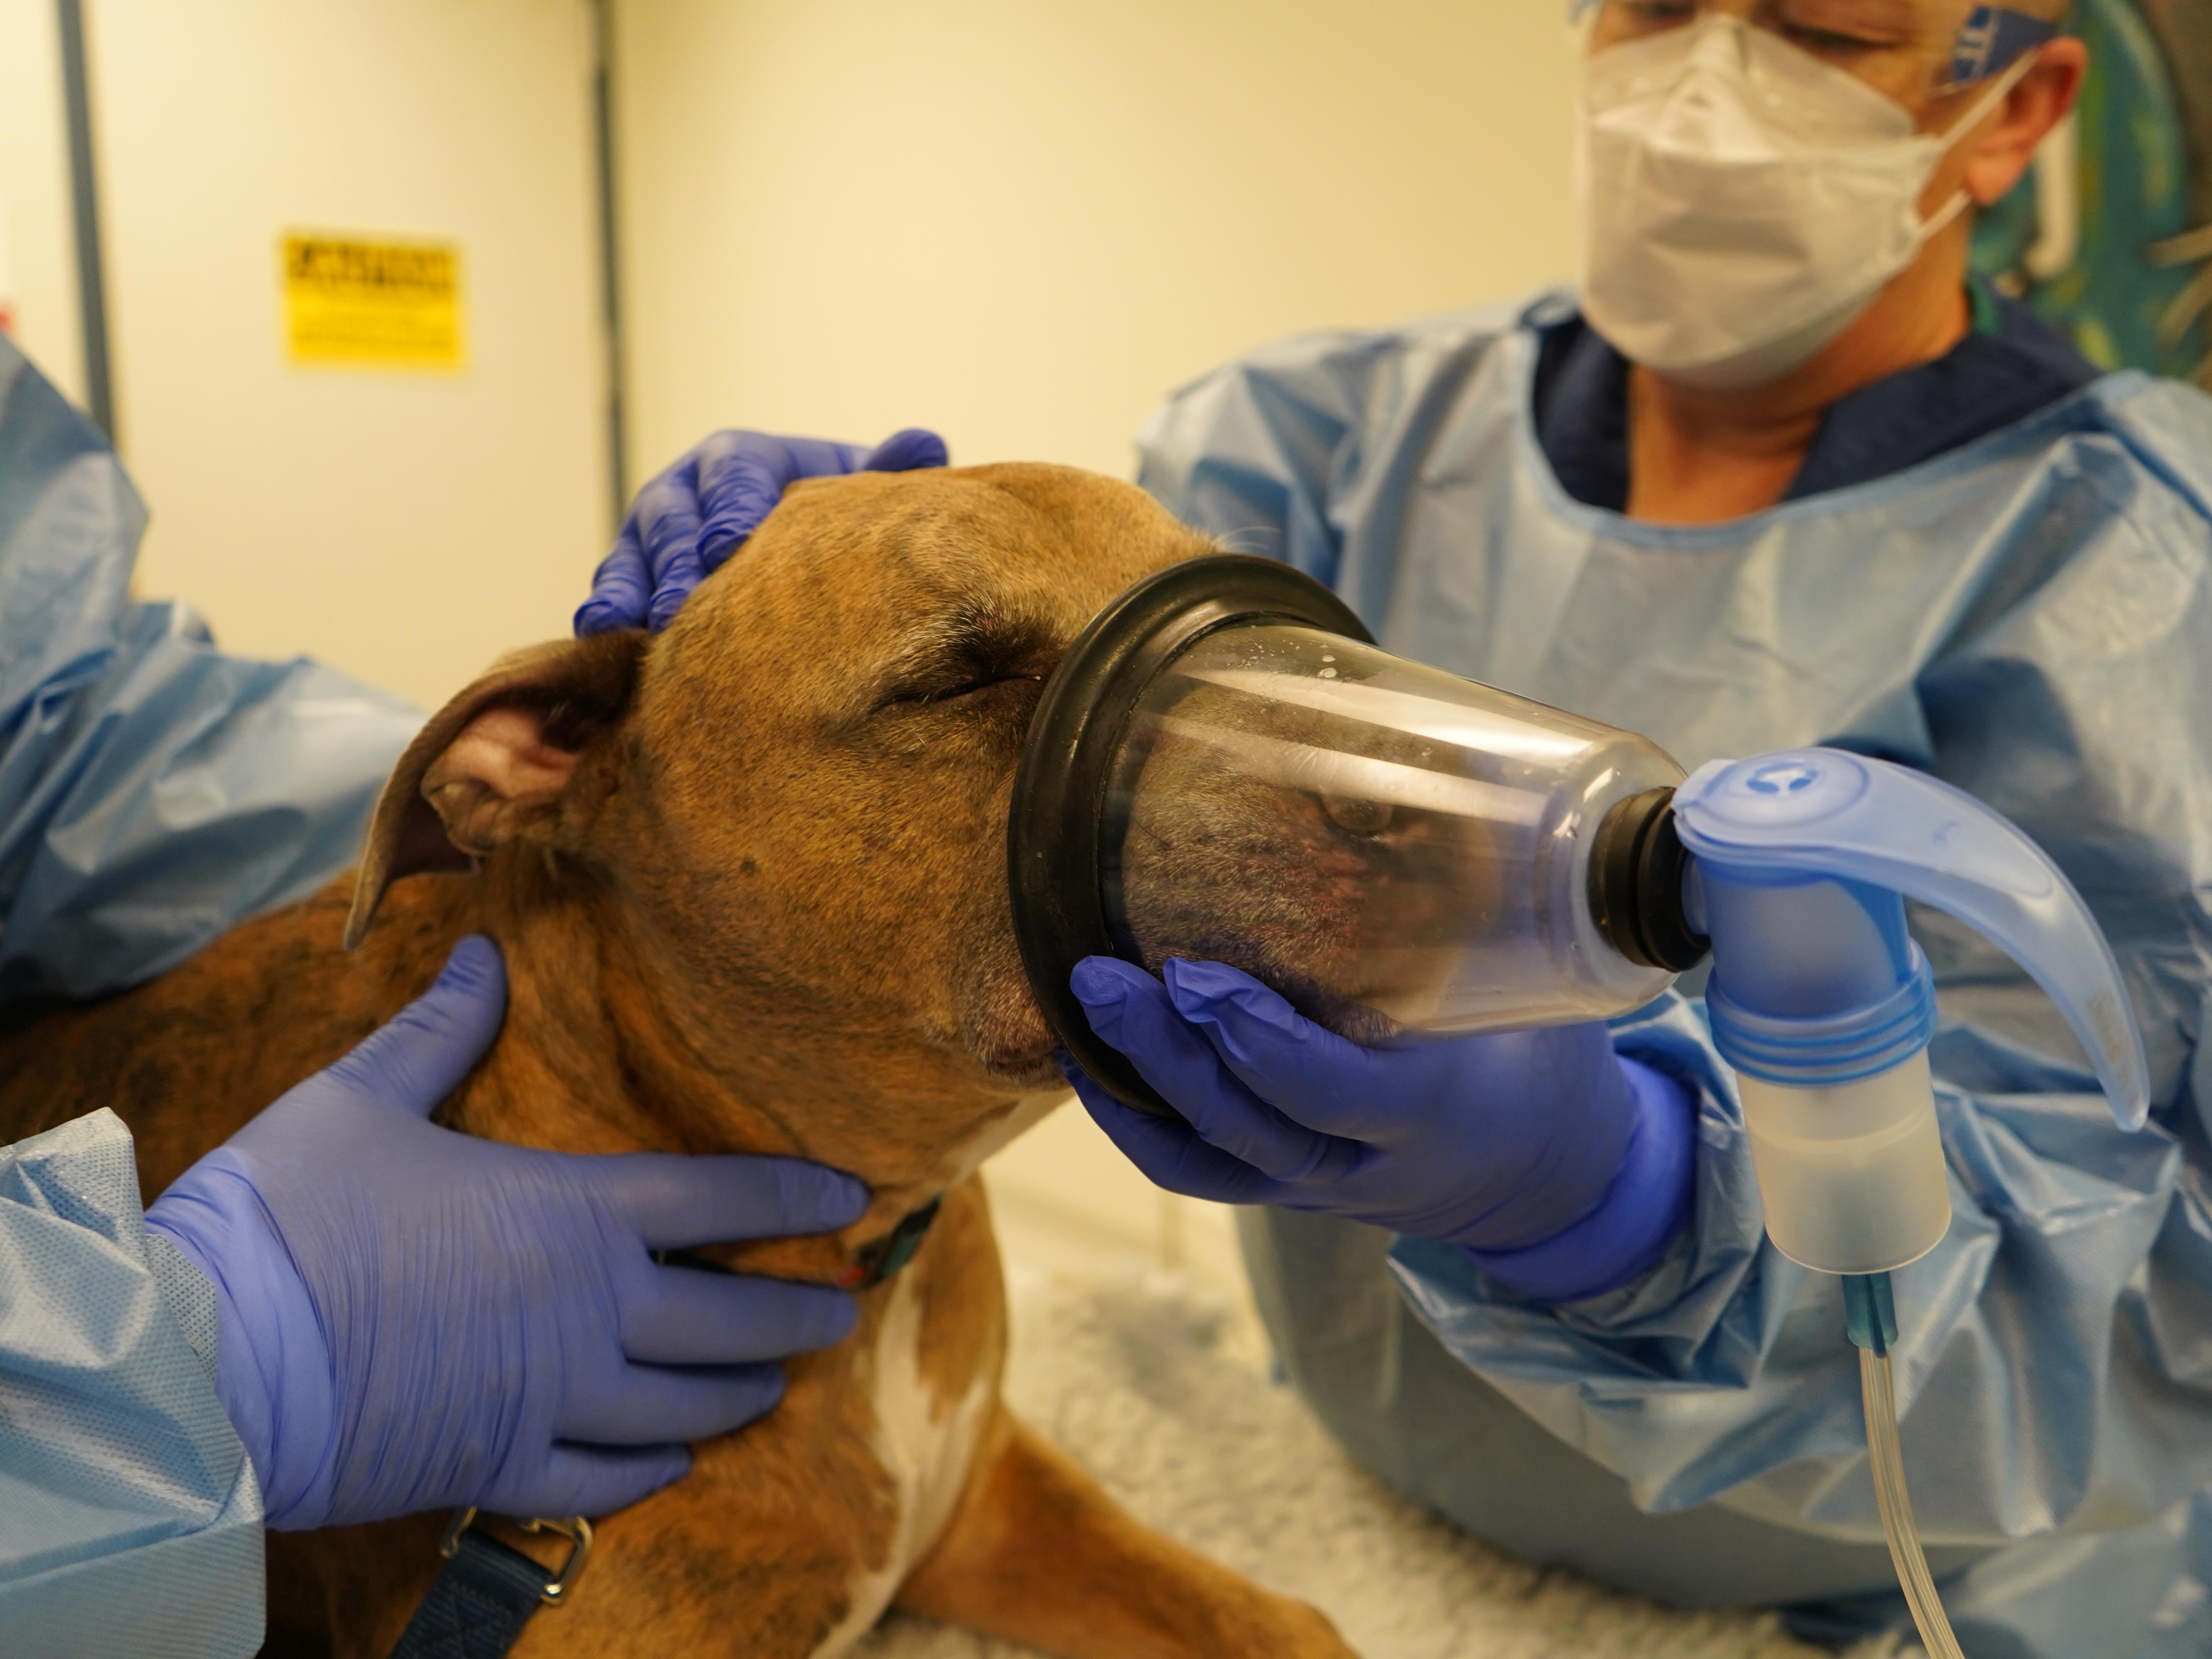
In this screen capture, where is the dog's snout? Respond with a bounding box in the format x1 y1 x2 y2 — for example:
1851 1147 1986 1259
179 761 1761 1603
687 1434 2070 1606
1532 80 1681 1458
1320 794 1394 838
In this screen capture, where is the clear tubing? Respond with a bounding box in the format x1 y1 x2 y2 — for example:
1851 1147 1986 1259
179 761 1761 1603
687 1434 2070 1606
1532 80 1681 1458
1859 1347 1966 1659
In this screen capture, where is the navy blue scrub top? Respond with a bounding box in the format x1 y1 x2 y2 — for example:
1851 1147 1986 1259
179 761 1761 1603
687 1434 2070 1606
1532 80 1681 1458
1531 280 2101 509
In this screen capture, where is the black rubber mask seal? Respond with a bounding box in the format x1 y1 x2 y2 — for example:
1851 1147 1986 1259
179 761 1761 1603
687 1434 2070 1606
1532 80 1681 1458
1587 787 1710 973
1007 554 1373 1118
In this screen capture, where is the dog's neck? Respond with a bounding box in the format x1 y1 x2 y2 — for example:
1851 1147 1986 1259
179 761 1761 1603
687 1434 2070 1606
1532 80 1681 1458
385 857 1037 1284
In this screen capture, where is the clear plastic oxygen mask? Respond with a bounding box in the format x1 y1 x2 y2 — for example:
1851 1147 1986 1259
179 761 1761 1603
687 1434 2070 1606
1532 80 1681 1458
1008 555 1705 1112
1106 623 1694 1034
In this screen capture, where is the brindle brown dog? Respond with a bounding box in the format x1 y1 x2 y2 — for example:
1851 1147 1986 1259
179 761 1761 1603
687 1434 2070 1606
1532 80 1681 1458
0 464 1358 1659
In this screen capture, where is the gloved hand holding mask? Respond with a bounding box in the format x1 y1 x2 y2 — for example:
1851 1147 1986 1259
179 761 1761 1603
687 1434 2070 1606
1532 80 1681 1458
1066 957 1695 1301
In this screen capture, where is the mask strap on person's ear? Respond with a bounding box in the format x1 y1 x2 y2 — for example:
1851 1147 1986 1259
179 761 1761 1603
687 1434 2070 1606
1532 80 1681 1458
1918 43 2045 239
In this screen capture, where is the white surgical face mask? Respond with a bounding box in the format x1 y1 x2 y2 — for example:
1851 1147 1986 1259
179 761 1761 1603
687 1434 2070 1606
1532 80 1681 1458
1575 15 2034 391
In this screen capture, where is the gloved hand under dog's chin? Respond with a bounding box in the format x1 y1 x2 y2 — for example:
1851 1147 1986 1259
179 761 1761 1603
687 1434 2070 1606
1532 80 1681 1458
1062 956 1697 1302
145 936 869 1529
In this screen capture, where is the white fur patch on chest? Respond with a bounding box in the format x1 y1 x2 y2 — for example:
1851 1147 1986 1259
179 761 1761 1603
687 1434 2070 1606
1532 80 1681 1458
807 1265 993 1659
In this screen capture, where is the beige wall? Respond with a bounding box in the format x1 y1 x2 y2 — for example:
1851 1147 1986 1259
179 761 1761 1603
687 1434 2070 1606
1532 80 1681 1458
613 0 1583 484
610 0 1582 1280
75 0 612 712
12 0 1576 706
0 0 86 403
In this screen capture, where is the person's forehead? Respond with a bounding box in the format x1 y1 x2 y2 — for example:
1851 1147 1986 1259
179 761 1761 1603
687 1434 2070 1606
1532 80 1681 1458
1599 0 1976 40
1765 0 1975 34
1772 0 1964 22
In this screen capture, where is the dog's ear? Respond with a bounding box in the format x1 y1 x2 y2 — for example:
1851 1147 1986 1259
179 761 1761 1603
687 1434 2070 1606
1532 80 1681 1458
345 630 649 948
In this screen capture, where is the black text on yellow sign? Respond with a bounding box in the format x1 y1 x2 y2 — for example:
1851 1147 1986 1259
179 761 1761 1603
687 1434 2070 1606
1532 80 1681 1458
282 233 465 370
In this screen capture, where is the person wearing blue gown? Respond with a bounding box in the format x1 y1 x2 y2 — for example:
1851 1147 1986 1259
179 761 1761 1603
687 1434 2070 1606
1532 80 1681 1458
0 342 875 1655
1080 6 2212 1653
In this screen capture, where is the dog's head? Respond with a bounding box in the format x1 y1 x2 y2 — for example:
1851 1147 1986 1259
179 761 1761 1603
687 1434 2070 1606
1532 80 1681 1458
347 464 1211 1170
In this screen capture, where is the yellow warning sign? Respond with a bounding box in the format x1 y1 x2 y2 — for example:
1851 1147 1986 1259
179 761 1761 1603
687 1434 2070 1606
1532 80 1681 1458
282 233 463 369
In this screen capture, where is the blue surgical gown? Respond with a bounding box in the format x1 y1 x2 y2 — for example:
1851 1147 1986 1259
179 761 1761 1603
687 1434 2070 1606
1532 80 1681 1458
0 335 419 1654
1137 288 2212 1657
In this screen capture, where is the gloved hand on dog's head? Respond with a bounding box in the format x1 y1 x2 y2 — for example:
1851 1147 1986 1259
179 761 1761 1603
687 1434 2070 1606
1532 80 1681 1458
1065 956 1697 1304
578 427 949 635
146 935 869 1530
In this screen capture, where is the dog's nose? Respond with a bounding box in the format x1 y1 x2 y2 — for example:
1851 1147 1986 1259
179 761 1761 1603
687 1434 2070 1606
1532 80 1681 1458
1320 794 1394 838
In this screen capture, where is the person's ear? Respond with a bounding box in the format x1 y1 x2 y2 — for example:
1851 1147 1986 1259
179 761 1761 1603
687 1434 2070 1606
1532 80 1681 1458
345 630 650 946
1961 40 2087 207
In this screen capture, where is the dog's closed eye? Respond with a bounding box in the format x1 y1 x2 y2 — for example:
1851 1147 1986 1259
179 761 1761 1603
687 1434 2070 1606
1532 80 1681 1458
884 671 1046 708
871 606 1058 715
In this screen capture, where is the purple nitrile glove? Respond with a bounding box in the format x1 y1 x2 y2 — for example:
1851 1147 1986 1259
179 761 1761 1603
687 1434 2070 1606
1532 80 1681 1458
1065 956 1696 1301
577 427 949 635
145 935 868 1530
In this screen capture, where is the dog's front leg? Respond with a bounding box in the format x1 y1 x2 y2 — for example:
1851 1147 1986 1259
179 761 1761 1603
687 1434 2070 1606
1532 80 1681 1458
892 1409 1358 1659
